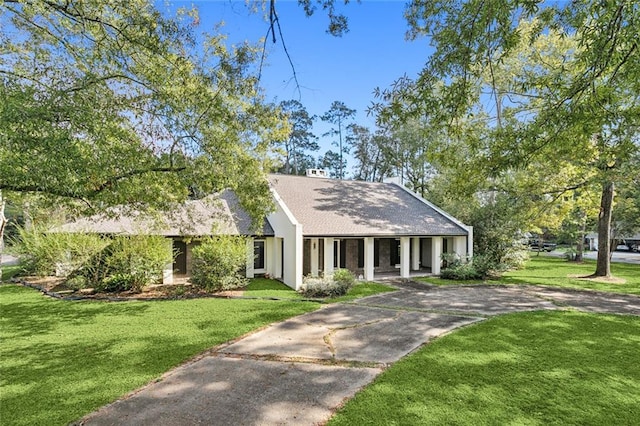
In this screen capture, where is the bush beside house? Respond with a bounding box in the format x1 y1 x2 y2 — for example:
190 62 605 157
190 235 249 291
440 252 523 280
11 225 107 277
11 226 172 292
299 269 356 298
78 235 171 292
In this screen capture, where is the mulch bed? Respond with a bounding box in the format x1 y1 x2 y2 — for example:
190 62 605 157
15 276 246 301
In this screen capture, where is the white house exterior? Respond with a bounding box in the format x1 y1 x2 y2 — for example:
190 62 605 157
60 172 473 290
259 174 473 289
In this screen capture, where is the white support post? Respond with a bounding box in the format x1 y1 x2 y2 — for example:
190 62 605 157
454 236 467 261
246 238 255 279
431 237 442 275
467 226 474 259
400 237 411 278
310 238 319 277
411 237 421 270
267 237 276 277
162 238 174 284
323 237 334 276
364 237 375 281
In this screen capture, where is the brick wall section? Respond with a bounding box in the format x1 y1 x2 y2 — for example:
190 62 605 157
376 238 398 273
303 239 310 275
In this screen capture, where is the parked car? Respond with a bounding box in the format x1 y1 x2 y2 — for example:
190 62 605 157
528 239 557 252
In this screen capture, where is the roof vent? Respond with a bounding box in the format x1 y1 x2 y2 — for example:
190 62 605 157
306 168 329 178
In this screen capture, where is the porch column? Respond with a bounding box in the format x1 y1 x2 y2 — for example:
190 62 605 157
431 237 442 275
400 237 411 278
454 236 467 261
364 237 375 281
323 237 334 276
467 226 474 259
246 238 255 279
310 238 319 277
162 238 173 284
411 237 421 270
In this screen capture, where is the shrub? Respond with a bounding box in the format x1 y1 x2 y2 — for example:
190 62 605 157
299 269 356 298
98 274 135 292
332 268 356 288
564 247 578 261
103 235 171 292
65 275 88 291
11 225 107 277
439 253 501 280
190 235 249 291
74 235 172 292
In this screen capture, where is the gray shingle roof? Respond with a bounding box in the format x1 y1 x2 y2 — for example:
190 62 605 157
269 174 468 237
58 190 274 237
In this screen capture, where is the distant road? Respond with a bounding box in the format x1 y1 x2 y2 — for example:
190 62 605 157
1 254 19 266
547 250 640 265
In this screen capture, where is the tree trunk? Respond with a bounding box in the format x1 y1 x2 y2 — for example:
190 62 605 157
575 212 586 262
594 181 614 277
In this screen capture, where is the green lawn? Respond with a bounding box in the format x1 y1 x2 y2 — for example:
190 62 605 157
1 264 22 282
0 278 395 426
418 255 640 295
499 255 640 294
0 285 319 426
245 278 397 301
329 310 640 425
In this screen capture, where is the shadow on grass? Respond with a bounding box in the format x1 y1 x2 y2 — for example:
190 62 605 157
1 285 318 426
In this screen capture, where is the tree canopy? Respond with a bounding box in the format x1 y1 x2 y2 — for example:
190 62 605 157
370 1 640 276
0 0 287 228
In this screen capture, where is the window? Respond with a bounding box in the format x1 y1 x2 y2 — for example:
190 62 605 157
254 240 265 270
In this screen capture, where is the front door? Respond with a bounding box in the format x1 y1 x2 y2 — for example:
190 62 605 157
173 240 187 276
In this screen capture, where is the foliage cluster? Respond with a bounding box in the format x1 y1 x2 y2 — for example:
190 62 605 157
190 235 249 291
1 0 283 233
76 235 171 292
299 269 356 298
440 253 506 281
11 225 107 276
11 225 171 292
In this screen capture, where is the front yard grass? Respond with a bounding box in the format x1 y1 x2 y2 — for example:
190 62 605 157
418 255 640 295
329 310 640 425
0 284 319 426
0 278 396 426
1 264 22 282
499 255 640 294
245 278 396 301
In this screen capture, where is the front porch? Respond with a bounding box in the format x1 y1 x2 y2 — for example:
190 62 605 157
301 236 471 281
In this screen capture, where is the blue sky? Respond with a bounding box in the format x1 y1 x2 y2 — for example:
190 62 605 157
168 0 433 166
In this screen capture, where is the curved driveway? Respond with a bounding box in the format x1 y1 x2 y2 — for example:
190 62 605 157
80 283 640 426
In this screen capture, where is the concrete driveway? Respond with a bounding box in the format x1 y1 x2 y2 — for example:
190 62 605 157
79 283 640 426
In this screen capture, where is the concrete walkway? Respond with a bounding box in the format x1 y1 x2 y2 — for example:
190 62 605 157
79 283 640 426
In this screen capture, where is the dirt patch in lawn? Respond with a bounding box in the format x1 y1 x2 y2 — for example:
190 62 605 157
17 276 246 300
567 274 627 285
